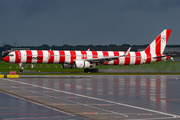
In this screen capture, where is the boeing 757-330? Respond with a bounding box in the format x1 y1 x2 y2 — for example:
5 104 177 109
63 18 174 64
3 29 172 73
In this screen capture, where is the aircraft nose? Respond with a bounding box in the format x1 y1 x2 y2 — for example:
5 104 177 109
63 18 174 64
3 56 10 62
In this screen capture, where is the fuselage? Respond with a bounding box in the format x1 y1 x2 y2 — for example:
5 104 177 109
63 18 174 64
3 50 168 65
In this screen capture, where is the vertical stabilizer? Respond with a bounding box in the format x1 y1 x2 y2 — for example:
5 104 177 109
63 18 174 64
144 29 172 55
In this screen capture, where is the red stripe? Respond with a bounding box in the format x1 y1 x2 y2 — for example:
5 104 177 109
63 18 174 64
144 42 152 63
124 52 130 65
48 51 54 63
135 76 141 96
81 51 87 59
156 54 161 61
156 35 161 54
114 77 119 95
59 51 65 63
92 51 98 58
125 77 130 96
135 52 141 65
102 51 109 57
15 51 21 63
156 76 161 102
113 51 119 65
145 53 151 63
70 51 76 64
37 50 43 63
146 78 151 100
102 51 109 65
145 46 150 54
26 50 32 63
166 30 172 43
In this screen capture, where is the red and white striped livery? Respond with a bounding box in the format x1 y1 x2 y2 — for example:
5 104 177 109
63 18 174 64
3 29 172 72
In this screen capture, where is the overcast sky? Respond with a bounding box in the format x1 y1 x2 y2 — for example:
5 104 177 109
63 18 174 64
0 0 180 46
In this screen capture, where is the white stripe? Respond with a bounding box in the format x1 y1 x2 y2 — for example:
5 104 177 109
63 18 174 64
20 50 27 63
64 51 71 64
119 52 125 65
75 51 81 60
150 40 156 55
10 52 15 63
129 52 135 65
130 77 135 95
53 51 60 63
140 51 146 64
141 78 146 96
31 50 38 63
161 30 167 54
151 54 156 63
59 51 64 63
42 50 48 63
108 51 114 65
86 51 92 59
97 51 103 58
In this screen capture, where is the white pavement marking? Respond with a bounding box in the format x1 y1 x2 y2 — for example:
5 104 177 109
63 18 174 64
11 85 128 118
0 89 74 117
1 78 180 119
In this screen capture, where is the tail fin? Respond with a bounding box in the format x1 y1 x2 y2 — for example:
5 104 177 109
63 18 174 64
144 29 172 55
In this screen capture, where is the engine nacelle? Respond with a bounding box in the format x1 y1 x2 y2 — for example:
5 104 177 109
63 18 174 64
74 60 90 69
61 63 74 69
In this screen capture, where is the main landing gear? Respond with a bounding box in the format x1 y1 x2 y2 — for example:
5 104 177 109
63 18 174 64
84 68 99 73
84 63 99 73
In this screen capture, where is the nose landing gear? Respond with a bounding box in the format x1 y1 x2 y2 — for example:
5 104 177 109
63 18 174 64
18 63 24 73
20 69 23 72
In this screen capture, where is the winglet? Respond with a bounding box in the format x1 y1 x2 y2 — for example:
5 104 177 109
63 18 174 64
124 47 131 56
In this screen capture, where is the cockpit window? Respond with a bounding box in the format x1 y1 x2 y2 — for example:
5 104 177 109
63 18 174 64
8 54 14 57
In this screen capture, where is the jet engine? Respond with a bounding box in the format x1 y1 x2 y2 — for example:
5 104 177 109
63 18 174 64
74 60 90 69
61 63 74 69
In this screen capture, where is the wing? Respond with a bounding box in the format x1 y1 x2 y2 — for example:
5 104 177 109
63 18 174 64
80 47 131 63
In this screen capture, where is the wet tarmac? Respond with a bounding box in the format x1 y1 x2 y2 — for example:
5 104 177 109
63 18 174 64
0 90 85 120
0 75 180 120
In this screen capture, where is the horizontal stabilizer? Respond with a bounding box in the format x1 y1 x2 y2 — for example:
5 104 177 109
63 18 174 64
153 56 166 59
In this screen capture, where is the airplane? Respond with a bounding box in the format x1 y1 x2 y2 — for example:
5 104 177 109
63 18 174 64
3 29 172 73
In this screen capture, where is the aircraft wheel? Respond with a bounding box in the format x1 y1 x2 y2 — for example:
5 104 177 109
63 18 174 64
93 68 99 73
95 68 99 72
84 68 99 73
84 68 89 73
88 69 92 73
91 68 96 73
20 69 23 73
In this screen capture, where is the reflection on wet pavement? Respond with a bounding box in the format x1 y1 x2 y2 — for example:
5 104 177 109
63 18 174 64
0 75 180 120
